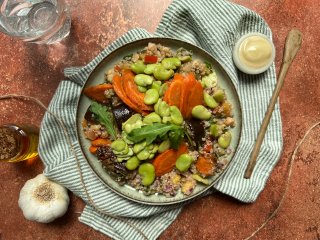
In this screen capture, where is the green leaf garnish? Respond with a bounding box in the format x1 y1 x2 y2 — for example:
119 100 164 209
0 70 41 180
183 128 195 148
89 101 117 140
168 127 185 149
204 61 212 70
127 123 184 148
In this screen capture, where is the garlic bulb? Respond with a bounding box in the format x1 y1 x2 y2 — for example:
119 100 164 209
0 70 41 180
18 174 69 223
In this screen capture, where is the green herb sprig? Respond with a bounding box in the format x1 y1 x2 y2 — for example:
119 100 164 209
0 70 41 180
127 123 185 149
89 102 117 140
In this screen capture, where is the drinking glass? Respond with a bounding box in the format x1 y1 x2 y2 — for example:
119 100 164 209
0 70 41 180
0 124 39 162
0 0 71 44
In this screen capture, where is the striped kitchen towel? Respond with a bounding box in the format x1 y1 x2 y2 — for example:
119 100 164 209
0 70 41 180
39 0 283 239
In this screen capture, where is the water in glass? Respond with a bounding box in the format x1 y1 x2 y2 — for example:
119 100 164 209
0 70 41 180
0 0 71 44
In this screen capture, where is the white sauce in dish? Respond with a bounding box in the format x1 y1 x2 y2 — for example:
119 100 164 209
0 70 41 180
238 36 272 69
232 33 275 75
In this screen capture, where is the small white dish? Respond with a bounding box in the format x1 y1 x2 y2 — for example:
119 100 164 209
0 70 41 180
233 32 275 75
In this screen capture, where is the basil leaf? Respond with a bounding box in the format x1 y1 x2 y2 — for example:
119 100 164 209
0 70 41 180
89 101 117 140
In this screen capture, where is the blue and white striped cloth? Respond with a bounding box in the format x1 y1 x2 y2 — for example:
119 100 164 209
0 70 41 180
39 0 282 239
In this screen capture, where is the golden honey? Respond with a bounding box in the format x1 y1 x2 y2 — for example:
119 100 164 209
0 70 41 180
0 124 39 162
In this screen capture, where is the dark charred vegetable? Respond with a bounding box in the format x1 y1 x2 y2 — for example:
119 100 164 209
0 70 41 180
184 119 205 148
84 108 98 124
97 146 135 185
111 104 134 130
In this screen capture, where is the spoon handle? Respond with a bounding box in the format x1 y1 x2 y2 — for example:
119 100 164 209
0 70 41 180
244 29 302 179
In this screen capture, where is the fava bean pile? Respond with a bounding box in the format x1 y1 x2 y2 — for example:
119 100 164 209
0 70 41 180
82 43 235 197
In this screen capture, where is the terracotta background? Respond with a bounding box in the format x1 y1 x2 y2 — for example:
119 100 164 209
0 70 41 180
0 0 319 239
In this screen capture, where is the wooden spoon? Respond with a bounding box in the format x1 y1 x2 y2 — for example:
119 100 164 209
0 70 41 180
244 29 302 179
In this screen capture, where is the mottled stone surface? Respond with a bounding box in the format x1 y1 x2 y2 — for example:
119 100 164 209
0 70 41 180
0 0 319 239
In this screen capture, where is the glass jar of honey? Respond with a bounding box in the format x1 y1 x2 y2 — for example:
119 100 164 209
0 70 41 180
0 124 39 162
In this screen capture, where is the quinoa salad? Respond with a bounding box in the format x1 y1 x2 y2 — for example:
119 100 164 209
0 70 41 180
82 43 235 197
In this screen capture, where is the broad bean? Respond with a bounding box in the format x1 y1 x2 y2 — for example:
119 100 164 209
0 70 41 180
158 140 170 153
191 105 212 120
175 153 193 172
134 74 153 87
133 141 147 154
121 131 134 144
178 55 192 62
158 100 170 117
137 86 147 93
111 139 127 152
162 116 172 124
150 145 159 154
123 114 143 133
204 92 218 108
192 174 209 185
138 163 155 186
169 106 183 125
209 124 223 138
124 120 143 134
117 155 131 162
154 99 161 114
218 131 232 149
144 89 159 105
137 150 150 160
146 144 155 151
159 82 169 96
153 65 174 81
144 64 158 75
213 89 225 103
151 81 162 93
131 60 146 74
115 148 133 162
161 57 181 69
125 156 140 170
115 148 133 157
123 114 141 127
143 112 161 124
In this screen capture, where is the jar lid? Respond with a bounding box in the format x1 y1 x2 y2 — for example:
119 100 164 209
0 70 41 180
232 32 275 75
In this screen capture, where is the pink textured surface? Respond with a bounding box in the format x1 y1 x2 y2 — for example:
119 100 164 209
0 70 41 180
0 0 319 239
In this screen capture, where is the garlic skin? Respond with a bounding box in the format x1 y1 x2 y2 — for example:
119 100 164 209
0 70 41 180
18 174 69 223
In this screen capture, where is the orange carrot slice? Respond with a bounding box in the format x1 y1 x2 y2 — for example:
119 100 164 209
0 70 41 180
195 156 215 176
179 75 193 118
176 142 188 155
153 149 177 177
83 83 113 103
185 79 203 118
91 138 112 147
173 73 185 82
178 73 204 118
164 80 183 108
112 74 142 114
89 146 98 154
153 143 188 177
163 82 171 103
122 70 153 111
